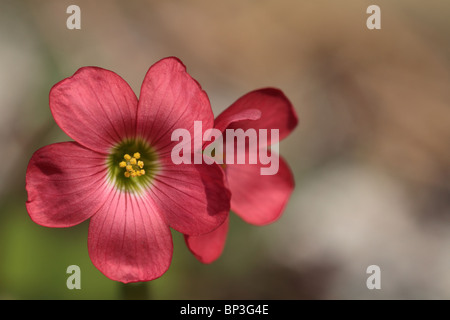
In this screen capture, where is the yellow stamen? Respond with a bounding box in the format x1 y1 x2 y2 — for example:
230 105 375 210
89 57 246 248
120 152 146 178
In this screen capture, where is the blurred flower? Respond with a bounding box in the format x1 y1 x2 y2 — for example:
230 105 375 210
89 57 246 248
25 57 230 283
185 88 298 263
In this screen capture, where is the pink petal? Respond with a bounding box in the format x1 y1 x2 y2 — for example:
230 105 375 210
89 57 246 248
214 88 298 146
26 142 110 227
214 108 262 134
50 67 138 153
88 191 173 283
208 108 262 152
150 158 230 236
136 57 213 155
225 155 295 226
184 216 229 264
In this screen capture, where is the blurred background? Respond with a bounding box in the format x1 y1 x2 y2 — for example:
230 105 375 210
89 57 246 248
1 0 450 299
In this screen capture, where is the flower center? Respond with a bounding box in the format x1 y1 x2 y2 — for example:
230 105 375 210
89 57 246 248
107 139 158 193
119 152 146 178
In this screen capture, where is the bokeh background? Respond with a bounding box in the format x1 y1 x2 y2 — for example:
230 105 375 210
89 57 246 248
1 0 450 299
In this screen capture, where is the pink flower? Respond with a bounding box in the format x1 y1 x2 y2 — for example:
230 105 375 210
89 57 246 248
26 57 230 283
184 88 298 263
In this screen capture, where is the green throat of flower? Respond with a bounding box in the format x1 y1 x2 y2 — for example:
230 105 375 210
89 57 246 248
107 139 159 193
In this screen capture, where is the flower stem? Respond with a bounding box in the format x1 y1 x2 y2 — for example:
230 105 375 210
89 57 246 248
120 282 150 300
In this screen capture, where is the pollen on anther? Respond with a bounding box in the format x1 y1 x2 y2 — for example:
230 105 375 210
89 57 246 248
120 151 147 179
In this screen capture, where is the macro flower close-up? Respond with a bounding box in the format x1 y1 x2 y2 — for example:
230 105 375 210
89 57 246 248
185 88 298 263
25 57 230 283
2 0 450 303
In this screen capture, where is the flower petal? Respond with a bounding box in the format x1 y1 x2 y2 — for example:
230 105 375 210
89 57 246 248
88 191 173 283
50 67 138 153
184 216 229 264
214 108 262 134
137 57 213 155
207 108 261 151
150 159 230 236
225 155 294 226
214 88 298 146
26 142 110 227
